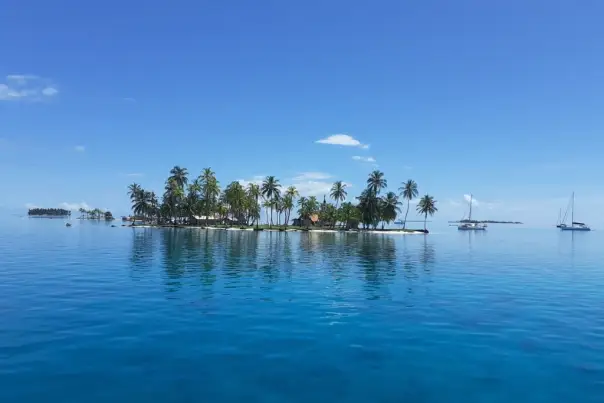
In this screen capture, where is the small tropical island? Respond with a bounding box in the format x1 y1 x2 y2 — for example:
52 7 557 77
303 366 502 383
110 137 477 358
78 208 115 221
28 208 71 217
126 166 438 233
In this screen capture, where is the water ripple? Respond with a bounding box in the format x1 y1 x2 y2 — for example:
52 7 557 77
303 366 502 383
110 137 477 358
1 221 604 402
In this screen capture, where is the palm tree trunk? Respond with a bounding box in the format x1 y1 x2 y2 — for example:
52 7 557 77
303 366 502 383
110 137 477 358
403 201 410 229
270 206 273 228
424 213 427 231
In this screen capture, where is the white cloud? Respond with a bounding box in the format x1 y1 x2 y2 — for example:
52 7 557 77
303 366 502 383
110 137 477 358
59 202 91 211
42 87 58 96
237 175 264 188
291 181 334 197
126 173 144 177
315 134 369 149
0 75 58 101
292 172 332 181
352 156 376 163
463 194 479 206
6 74 39 84
74 145 85 152
237 172 350 198
289 173 351 198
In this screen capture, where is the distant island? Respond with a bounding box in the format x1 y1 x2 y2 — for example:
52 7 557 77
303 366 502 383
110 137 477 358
448 220 523 224
28 208 71 217
78 208 114 221
27 207 115 221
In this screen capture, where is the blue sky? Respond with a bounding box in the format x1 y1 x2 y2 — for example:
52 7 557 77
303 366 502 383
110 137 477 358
1 0 604 227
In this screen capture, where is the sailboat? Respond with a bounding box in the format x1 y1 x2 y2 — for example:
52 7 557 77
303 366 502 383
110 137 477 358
457 194 487 231
556 196 572 228
560 192 590 231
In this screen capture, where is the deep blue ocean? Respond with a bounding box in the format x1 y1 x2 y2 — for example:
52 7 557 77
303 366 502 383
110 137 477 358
1 217 603 402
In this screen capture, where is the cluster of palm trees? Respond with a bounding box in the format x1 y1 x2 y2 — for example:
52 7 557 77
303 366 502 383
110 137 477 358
127 166 437 230
356 172 437 230
78 208 114 221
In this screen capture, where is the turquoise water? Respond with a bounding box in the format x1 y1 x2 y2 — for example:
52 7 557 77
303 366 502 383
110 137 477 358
1 218 604 402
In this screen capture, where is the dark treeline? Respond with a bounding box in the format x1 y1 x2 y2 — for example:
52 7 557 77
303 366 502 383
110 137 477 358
28 208 71 216
127 166 438 230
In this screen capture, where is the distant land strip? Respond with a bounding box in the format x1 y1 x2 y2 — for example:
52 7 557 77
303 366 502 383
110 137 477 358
447 220 523 224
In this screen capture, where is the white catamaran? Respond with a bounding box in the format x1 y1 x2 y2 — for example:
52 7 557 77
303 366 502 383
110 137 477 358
458 194 487 231
559 192 590 232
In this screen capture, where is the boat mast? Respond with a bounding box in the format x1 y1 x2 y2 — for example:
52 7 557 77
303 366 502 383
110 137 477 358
571 192 575 225
557 208 561 225
469 194 473 221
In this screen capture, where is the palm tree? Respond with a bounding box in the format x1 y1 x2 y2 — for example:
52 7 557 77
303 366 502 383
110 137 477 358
274 195 283 226
225 181 246 225
416 194 438 231
338 202 360 230
261 176 281 228
285 186 299 199
367 170 387 195
380 191 401 229
185 181 201 223
283 195 294 227
262 199 273 225
200 168 219 226
169 166 189 190
330 181 347 209
399 179 419 229
163 178 184 224
128 183 143 202
247 183 261 228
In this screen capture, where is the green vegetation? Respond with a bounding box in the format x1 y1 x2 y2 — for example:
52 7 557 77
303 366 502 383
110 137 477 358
127 166 438 231
78 208 115 221
28 208 71 217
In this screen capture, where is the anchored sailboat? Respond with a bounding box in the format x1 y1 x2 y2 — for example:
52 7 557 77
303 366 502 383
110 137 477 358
560 192 590 231
556 196 572 228
458 194 487 231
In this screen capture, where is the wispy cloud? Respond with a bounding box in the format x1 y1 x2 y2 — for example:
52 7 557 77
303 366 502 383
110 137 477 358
315 134 369 149
352 156 376 163
461 194 499 210
464 194 479 206
292 172 332 181
290 172 350 197
237 175 265 188
126 173 144 177
59 202 91 211
0 75 58 102
74 145 85 152
238 172 350 198
25 203 39 209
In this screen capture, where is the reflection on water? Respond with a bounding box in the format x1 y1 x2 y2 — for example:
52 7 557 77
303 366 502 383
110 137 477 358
4 221 604 402
130 229 437 300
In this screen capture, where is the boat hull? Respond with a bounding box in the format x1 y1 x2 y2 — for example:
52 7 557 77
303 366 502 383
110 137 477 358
458 227 486 231
560 227 591 231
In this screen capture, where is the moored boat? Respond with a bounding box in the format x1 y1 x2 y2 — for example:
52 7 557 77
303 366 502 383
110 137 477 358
457 194 487 231
559 192 590 231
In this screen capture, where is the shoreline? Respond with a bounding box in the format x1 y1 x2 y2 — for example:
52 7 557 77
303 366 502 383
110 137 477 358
122 224 428 235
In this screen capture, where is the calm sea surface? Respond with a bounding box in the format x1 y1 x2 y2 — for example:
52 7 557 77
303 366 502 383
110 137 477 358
1 217 604 402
